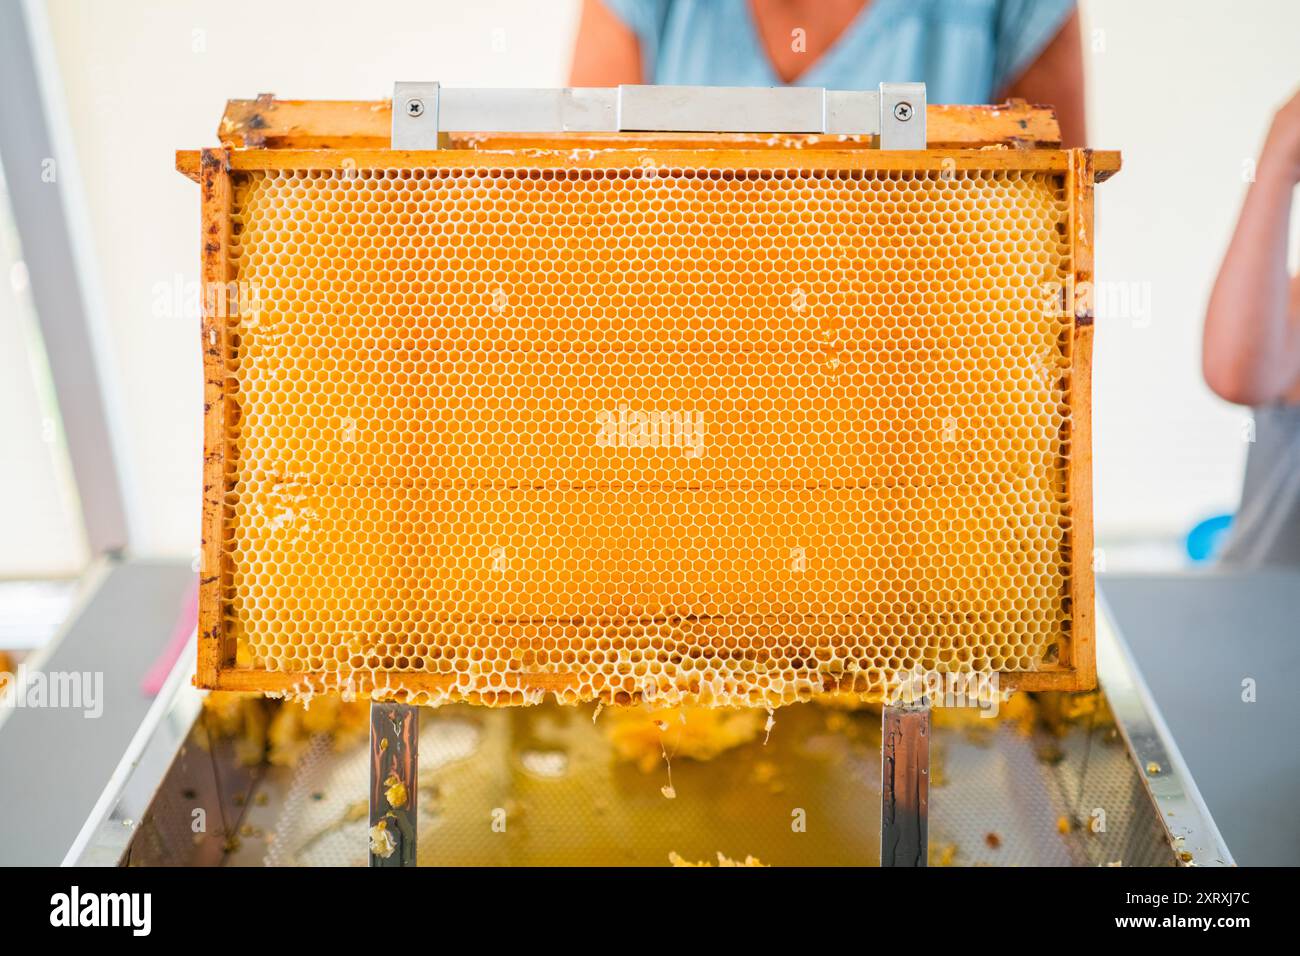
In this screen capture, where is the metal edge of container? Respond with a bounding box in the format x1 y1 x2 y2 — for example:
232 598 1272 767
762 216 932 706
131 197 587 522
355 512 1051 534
61 630 204 866
1094 594 1235 866
67 600 1234 866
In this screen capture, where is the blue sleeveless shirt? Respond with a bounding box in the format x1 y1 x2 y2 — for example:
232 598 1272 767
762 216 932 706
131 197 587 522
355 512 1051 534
602 0 1076 103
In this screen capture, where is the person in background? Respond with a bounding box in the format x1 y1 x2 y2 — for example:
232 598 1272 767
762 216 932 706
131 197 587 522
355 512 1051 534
1204 90 1300 566
570 0 1087 148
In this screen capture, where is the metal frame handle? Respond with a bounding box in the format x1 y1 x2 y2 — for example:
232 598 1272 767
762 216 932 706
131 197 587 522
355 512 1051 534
391 82 926 149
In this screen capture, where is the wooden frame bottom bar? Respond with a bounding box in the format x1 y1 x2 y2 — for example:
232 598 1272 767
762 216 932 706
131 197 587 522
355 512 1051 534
206 664 1091 699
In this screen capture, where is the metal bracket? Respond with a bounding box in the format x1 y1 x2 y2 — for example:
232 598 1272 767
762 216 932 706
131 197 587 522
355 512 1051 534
391 82 928 149
368 701 418 867
878 82 927 150
881 698 930 866
391 81 441 149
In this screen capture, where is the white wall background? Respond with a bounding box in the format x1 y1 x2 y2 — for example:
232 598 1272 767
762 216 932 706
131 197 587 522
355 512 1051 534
1082 0 1300 545
12 0 1300 565
0 161 87 576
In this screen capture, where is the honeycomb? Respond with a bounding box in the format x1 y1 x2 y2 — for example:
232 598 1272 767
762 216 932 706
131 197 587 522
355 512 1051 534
216 158 1079 708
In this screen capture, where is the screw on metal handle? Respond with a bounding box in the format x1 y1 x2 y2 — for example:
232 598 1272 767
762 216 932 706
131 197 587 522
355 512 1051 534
893 102 914 122
405 98 425 118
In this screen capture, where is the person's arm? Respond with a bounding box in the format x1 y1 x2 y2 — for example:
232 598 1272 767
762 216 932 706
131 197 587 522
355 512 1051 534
1203 90 1300 407
570 0 643 86
1000 9 1086 148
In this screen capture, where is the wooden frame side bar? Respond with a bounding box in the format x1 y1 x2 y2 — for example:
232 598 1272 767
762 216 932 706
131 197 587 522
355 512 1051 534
1065 149 1098 690
197 148 233 688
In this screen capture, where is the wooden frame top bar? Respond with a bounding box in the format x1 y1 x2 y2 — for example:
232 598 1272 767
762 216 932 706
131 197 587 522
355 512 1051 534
178 94 1118 183
177 145 1120 182
218 95 1066 148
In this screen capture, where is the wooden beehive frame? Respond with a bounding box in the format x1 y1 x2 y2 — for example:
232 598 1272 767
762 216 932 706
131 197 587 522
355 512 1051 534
179 97 1118 698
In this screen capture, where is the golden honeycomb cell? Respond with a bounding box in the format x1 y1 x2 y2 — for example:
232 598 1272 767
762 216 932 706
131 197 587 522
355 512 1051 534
208 157 1085 708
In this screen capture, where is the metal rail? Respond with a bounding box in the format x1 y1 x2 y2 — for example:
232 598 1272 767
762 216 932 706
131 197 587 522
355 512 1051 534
368 702 418 867
880 699 931 866
391 82 927 149
1094 596 1234 866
